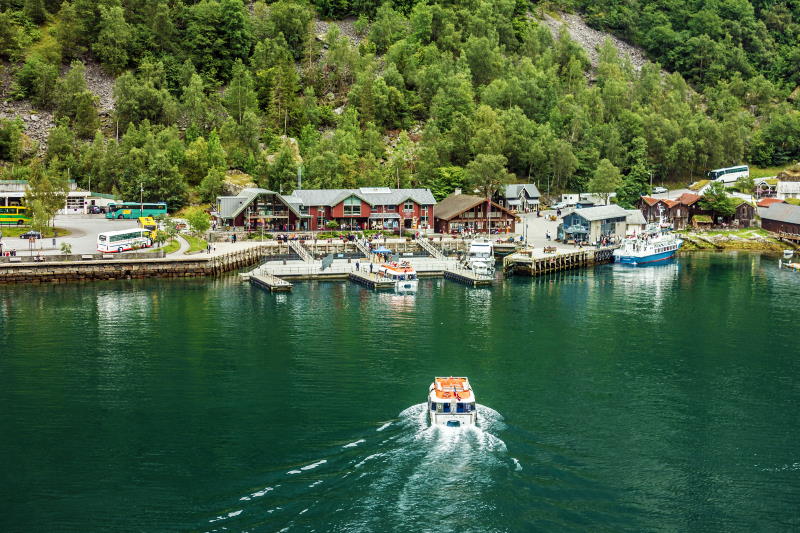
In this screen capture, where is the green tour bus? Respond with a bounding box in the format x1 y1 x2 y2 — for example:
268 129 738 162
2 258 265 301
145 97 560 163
105 202 168 219
0 205 31 225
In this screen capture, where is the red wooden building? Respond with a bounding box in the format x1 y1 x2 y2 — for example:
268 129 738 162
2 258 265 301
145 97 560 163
433 193 517 234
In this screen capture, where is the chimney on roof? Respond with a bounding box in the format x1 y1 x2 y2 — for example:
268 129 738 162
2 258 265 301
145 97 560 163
454 188 462 195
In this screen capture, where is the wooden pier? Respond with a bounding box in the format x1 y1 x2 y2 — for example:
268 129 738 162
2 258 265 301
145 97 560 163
503 247 617 276
249 273 293 292
443 269 495 287
348 271 396 290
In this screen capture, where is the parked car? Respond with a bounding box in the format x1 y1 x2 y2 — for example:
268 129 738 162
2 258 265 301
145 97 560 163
88 205 106 214
20 230 42 239
653 186 668 194
550 202 568 210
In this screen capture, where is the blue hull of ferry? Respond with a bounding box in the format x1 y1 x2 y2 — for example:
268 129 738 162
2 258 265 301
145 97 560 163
615 249 677 265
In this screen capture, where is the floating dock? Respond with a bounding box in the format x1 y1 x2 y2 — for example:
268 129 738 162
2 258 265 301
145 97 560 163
249 273 293 292
348 271 396 290
443 269 494 287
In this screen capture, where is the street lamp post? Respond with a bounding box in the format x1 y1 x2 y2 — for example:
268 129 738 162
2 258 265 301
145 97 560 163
140 183 144 217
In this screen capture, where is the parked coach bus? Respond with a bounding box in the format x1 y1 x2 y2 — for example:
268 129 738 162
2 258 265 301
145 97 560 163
708 165 749 184
0 205 31 225
97 228 153 253
105 202 168 219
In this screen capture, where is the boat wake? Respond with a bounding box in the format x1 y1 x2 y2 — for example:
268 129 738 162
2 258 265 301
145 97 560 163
203 403 512 532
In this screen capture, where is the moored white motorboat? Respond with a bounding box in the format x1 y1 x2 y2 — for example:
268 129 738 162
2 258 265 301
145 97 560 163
377 260 418 293
428 377 477 427
465 240 495 277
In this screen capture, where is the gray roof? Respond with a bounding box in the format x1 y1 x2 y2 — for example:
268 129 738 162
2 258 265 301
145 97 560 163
625 209 647 225
291 188 435 207
503 183 540 200
570 204 630 222
217 188 305 219
758 203 800 225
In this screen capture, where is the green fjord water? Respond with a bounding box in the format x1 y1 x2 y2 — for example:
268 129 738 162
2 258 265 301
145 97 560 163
1 253 799 532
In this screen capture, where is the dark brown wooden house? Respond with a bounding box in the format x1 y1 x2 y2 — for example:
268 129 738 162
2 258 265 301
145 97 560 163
434 193 517 234
758 203 800 235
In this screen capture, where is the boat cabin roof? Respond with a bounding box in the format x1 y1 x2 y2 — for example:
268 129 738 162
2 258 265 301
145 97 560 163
430 376 474 401
381 261 415 273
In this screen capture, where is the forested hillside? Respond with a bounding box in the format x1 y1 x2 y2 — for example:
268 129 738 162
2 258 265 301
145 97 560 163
0 0 799 213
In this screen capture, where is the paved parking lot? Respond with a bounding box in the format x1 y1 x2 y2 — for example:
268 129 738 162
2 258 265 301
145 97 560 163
4 215 147 255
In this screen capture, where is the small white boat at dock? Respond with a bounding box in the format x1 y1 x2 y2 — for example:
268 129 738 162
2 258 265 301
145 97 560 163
465 240 495 277
428 377 477 427
377 260 418 293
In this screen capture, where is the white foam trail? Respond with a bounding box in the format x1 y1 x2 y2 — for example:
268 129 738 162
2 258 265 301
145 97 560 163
512 457 522 471
354 452 382 468
343 439 366 448
300 459 327 471
308 480 323 488
376 422 392 431
287 469 301 475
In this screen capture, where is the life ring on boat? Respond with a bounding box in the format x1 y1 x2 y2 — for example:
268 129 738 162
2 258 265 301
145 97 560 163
442 392 451 398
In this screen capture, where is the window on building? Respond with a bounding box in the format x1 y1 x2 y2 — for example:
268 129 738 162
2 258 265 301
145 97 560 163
386 205 396 211
404 200 414 211
343 196 361 216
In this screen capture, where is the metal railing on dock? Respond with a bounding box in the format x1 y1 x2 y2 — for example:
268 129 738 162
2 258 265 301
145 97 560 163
417 238 446 260
289 240 314 263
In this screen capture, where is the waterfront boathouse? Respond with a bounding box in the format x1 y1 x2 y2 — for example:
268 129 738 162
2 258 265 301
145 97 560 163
759 202 800 235
558 204 629 243
433 192 517 234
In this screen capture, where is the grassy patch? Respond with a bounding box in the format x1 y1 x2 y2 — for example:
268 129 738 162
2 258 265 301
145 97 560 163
145 239 180 254
183 234 208 254
750 166 789 179
0 226 69 238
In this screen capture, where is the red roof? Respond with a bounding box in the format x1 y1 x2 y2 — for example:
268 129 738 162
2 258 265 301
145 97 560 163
640 196 660 206
757 198 784 207
663 199 678 207
676 192 701 206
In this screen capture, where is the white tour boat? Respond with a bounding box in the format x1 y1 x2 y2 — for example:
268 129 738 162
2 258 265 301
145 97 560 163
377 260 418 293
465 240 495 277
428 377 477 427
613 223 683 265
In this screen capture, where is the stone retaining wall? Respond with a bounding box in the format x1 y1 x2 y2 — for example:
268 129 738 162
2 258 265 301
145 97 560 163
0 245 270 284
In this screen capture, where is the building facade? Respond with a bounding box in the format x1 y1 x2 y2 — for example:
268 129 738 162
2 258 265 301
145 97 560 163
215 187 436 232
758 203 800 234
495 184 540 212
290 188 436 231
0 179 92 214
433 193 517 234
559 204 629 243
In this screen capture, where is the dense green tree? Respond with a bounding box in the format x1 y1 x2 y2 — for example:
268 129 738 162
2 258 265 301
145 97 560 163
14 57 59 108
26 159 69 230
94 5 132 74
588 158 622 204
700 181 737 216
0 118 24 162
223 60 258 124
185 0 252 80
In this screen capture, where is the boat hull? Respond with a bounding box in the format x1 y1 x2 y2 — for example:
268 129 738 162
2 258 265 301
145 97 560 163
395 279 418 293
429 412 477 427
614 249 678 265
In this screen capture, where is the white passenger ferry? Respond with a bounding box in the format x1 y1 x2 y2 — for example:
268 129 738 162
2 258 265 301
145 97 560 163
613 223 683 265
465 240 495 277
428 377 477 427
377 260 418 293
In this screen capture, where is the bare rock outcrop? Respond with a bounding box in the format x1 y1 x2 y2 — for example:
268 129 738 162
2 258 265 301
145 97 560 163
540 12 651 72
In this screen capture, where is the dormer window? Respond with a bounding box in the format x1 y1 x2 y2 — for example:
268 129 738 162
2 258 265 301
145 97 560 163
344 196 361 216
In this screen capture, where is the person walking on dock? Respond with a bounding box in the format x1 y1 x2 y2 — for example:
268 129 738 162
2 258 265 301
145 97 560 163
355 260 360 272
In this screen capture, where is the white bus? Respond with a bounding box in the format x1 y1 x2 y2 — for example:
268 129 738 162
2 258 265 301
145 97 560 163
97 228 152 253
708 165 749 184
